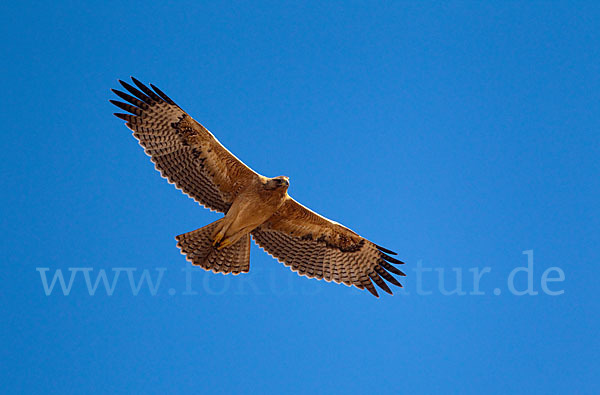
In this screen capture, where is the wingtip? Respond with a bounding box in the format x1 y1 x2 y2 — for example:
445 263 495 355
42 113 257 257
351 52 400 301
150 83 176 105
381 253 405 265
130 76 143 85
365 281 380 298
113 112 134 122
376 244 398 255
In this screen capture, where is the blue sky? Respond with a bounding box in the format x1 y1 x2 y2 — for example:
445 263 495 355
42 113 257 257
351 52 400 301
1 1 598 394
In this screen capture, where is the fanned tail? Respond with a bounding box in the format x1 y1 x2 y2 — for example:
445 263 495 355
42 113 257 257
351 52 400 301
175 221 251 275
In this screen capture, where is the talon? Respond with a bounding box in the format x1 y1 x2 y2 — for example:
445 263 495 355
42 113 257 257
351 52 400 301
213 231 225 247
217 238 234 250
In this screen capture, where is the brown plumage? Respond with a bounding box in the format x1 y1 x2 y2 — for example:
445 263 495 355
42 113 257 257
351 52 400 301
111 77 405 297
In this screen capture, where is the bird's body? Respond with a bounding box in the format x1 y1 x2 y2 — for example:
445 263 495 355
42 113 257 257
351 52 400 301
212 176 289 249
111 77 405 297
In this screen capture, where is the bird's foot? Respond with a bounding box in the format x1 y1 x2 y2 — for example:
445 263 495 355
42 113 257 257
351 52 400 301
216 237 235 250
212 230 225 248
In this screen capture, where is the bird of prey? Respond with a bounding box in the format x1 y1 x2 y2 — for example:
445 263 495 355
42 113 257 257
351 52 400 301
111 77 405 297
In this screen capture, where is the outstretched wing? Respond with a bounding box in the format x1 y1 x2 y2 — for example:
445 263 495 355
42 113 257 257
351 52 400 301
111 77 259 213
252 197 405 297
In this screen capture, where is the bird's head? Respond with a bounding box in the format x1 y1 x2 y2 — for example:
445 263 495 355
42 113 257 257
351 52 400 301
264 176 290 191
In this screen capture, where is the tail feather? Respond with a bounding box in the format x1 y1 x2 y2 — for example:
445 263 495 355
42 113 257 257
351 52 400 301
175 221 250 275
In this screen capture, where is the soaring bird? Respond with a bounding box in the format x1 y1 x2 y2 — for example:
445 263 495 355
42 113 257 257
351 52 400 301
111 77 405 297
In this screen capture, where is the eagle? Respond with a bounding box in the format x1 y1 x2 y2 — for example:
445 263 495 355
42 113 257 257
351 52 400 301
111 77 405 297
